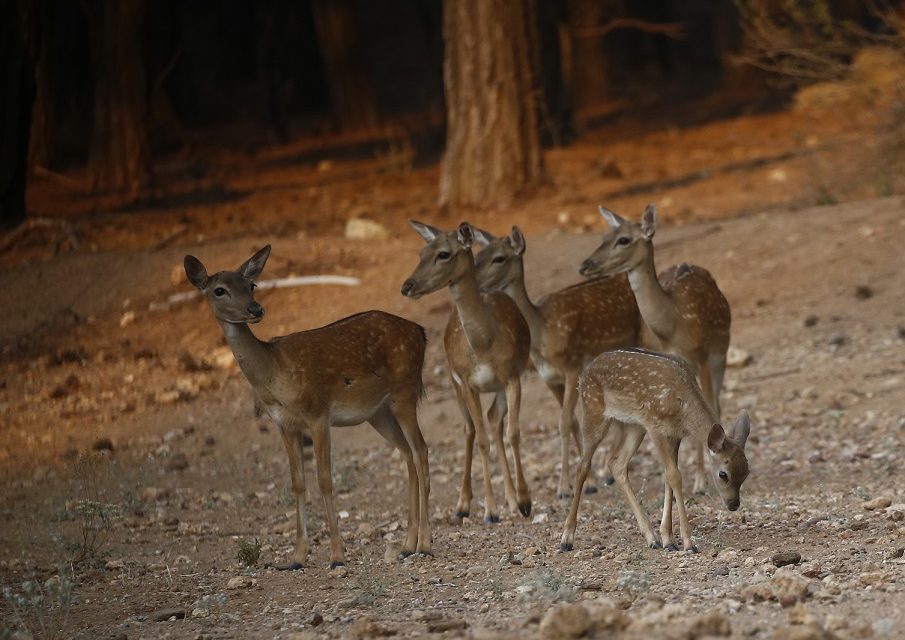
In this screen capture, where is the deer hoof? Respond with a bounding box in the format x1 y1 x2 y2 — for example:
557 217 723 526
454 510 469 520
583 484 598 495
398 550 413 559
603 475 615 486
484 514 500 524
649 541 662 550
686 545 700 554
555 491 572 500
665 544 679 552
329 561 345 569
560 543 574 552
518 501 532 518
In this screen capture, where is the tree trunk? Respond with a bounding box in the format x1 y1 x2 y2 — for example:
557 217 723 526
566 0 612 129
311 0 378 131
88 0 149 200
0 0 34 230
439 0 543 209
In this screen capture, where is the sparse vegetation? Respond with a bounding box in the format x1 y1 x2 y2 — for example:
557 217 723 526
236 538 263 568
2 568 75 640
349 573 387 608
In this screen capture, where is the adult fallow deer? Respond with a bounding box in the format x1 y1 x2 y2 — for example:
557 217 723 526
401 221 532 523
472 225 647 498
580 204 731 494
184 245 431 569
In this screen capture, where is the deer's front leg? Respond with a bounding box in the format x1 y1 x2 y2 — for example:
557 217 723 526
505 378 531 517
459 384 500 523
279 426 309 568
309 420 345 568
654 435 697 553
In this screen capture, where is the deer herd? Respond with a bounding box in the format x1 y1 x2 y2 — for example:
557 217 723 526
184 203 752 569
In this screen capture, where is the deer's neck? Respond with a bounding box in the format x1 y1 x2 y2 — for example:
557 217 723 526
627 249 678 343
504 275 543 351
449 259 494 352
220 321 277 390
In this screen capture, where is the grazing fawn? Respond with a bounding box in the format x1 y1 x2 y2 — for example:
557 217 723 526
560 349 751 553
472 225 647 498
184 246 431 568
580 204 732 494
401 221 532 522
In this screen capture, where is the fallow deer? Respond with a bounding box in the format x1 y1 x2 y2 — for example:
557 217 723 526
580 204 731 494
560 349 751 552
401 221 532 522
472 225 648 498
184 246 431 568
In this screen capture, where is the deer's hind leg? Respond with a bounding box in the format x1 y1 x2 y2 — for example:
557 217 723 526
369 406 421 558
390 393 432 556
610 423 660 549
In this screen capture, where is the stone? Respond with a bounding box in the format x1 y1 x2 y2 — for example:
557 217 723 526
148 608 186 622
773 551 802 567
803 315 819 327
349 618 395 638
726 346 753 368
585 598 629 633
164 453 189 472
539 603 591 639
854 285 873 299
426 619 468 633
862 497 892 510
92 437 114 452
345 218 389 240
688 611 731 636
226 576 254 590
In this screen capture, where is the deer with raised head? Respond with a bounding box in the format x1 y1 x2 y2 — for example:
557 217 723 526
579 204 731 494
184 245 431 569
560 349 751 553
472 225 649 498
401 221 532 523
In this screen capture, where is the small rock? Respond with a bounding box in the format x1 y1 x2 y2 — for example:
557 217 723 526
92 437 114 452
426 619 468 633
854 285 873 299
191 607 210 619
309 612 324 627
862 497 892 510
726 346 753 368
345 218 390 240
164 453 189 472
688 611 731 636
105 559 125 570
803 315 819 327
149 607 186 622
120 311 136 328
539 602 590 639
330 565 349 578
349 618 394 638
226 576 253 590
827 332 848 347
773 551 802 567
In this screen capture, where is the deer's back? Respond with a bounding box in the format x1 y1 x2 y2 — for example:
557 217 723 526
271 310 426 399
579 349 708 434
659 263 731 359
537 274 641 371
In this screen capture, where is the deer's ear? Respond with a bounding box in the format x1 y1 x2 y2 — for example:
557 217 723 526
641 204 657 239
707 423 726 453
184 255 209 290
731 410 751 450
457 222 474 248
510 226 526 255
409 219 442 243
598 205 626 229
238 245 271 279
472 226 496 247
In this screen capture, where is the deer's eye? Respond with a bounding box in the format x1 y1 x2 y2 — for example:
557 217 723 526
616 237 631 246
213 287 226 297
492 255 506 264
718 471 728 482
250 283 257 291
436 251 451 261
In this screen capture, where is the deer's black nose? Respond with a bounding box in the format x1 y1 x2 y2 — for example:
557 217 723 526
247 302 264 318
727 498 740 511
579 260 596 276
400 280 415 297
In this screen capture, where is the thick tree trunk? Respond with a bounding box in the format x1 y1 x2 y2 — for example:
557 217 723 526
88 0 149 200
439 0 543 209
566 0 612 128
1 0 34 230
311 0 378 131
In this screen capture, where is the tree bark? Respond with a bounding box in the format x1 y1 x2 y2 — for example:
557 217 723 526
566 0 611 128
439 0 543 209
1 0 34 230
87 0 149 200
311 0 378 131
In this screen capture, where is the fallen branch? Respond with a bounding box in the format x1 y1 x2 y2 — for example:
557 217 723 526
165 274 361 307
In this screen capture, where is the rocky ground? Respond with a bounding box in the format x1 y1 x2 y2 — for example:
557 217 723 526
1 190 904 639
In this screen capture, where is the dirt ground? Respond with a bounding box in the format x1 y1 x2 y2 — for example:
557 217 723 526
1 102 905 640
